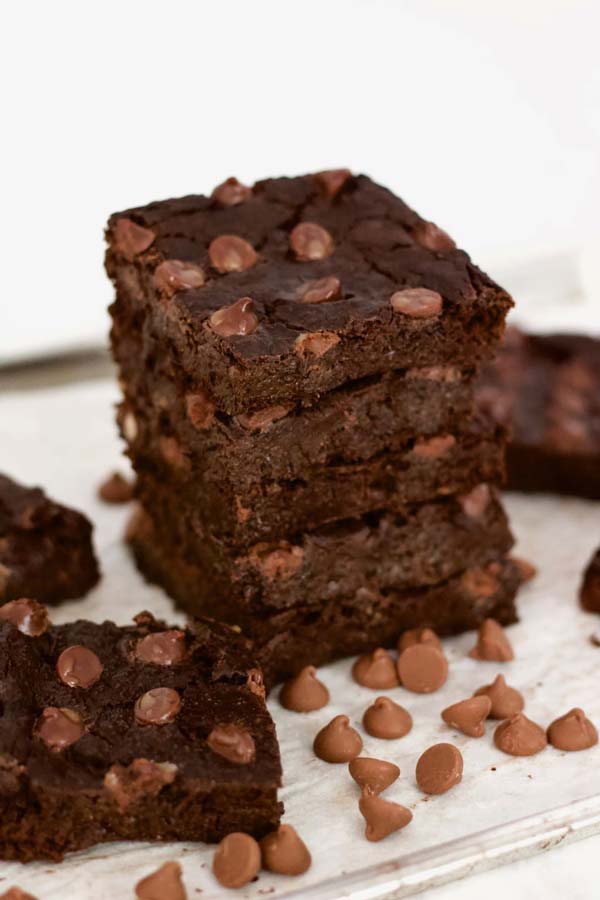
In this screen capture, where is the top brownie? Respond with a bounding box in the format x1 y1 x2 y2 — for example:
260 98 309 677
106 171 512 414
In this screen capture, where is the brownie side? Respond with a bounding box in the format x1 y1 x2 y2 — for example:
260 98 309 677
0 473 100 606
106 173 512 414
0 615 281 861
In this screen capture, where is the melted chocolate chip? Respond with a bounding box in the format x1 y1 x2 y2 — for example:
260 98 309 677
207 724 256 764
300 276 342 304
104 758 178 812
134 688 181 726
0 598 50 636
208 297 259 337
390 288 443 318
208 235 257 273
212 177 253 207
413 221 456 251
153 259 205 295
36 707 85 751
294 330 340 358
135 630 187 666
290 223 334 260
113 218 155 261
314 168 352 198
56 645 103 689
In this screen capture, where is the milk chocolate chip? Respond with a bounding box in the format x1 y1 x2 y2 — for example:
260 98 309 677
474 674 524 719
314 168 352 198
416 743 463 794
98 471 135 504
352 648 399 689
212 177 253 207
494 713 547 756
313 715 363 763
294 331 340 358
359 788 413 842
207 724 256 764
208 235 257 272
213 832 261 889
397 644 448 693
104 758 178 811
134 688 181 726
413 221 456 251
56 645 103 689
390 288 443 318
469 619 514 661
209 297 259 337
363 697 412 740
0 888 39 900
441 696 491 738
279 666 330 712
135 630 187 666
36 707 85 751
113 218 155 260
154 259 205 295
290 223 334 260
301 276 342 304
398 627 442 654
260 824 312 875
459 484 491 518
348 757 400 794
135 861 186 900
0 598 49 636
547 708 598 751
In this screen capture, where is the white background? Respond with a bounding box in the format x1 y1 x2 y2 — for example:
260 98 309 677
1 0 599 360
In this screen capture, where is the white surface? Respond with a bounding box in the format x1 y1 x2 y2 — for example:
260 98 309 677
0 379 599 898
1 0 600 362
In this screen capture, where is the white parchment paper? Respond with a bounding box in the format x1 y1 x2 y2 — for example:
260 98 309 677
0 379 599 900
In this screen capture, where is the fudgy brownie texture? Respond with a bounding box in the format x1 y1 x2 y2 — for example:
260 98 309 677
580 547 600 613
106 172 512 415
478 328 600 498
128 516 521 686
0 473 99 606
0 610 281 861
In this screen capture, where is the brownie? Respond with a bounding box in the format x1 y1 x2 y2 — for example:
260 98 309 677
0 473 99 606
0 609 281 862
106 172 512 415
478 328 600 498
580 547 600 613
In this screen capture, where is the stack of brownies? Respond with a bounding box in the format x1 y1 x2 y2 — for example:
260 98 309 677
106 170 522 685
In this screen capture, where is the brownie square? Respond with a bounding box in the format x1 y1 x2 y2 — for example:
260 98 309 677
0 473 99 606
0 609 281 861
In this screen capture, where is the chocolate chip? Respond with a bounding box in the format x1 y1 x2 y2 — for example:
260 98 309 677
397 644 448 693
290 222 334 260
398 627 441 654
0 887 39 900
208 235 257 272
36 707 85 751
212 177 253 207
547 708 598 752
441 696 491 738
236 405 291 431
300 276 342 304
56 645 103 689
359 788 413 842
260 824 312 875
416 743 463 794
352 648 399 689
314 168 352 198
348 757 400 794
213 832 261 889
104 759 178 812
0 598 50 637
363 697 412 740
313 714 363 763
134 688 181 726
512 556 537 583
294 331 340 358
413 221 456 251
135 861 186 900
459 484 491 518
494 713 547 756
208 297 259 337
113 218 155 261
469 619 514 661
97 471 135 504
135 631 187 666
207 724 256 764
474 674 524 720
412 434 456 459
279 665 329 713
153 259 205 295
390 288 443 318
185 391 216 430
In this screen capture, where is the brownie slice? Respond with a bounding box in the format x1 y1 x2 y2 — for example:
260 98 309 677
106 172 512 415
0 473 99 606
478 328 600 498
0 609 282 861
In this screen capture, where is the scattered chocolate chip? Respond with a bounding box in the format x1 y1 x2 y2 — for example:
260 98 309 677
398 627 442 654
412 434 456 459
397 644 448 693
36 707 85 751
494 713 547 756
348 757 400 794
352 648 399 690
208 235 257 273
134 688 181 726
236 405 291 431
459 484 491 519
441 696 491 738
512 556 537 583
260 824 311 875
359 788 413 841
363 697 412 740
135 630 187 666
154 259 205 295
104 758 178 812
56 645 103 689
185 391 216 430
390 288 443 318
294 331 340 358
135 861 187 900
212 177 253 207
314 168 352 198
474 674 524 719
416 743 463 794
209 297 259 337
469 619 514 661
313 714 363 763
207 724 256 764
279 665 329 712
213 832 261 889
547 708 598 751
0 598 50 636
580 548 600 612
413 221 456 251
97 471 135 504
290 223 334 261
300 276 342 304
113 218 155 261
0 888 38 900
